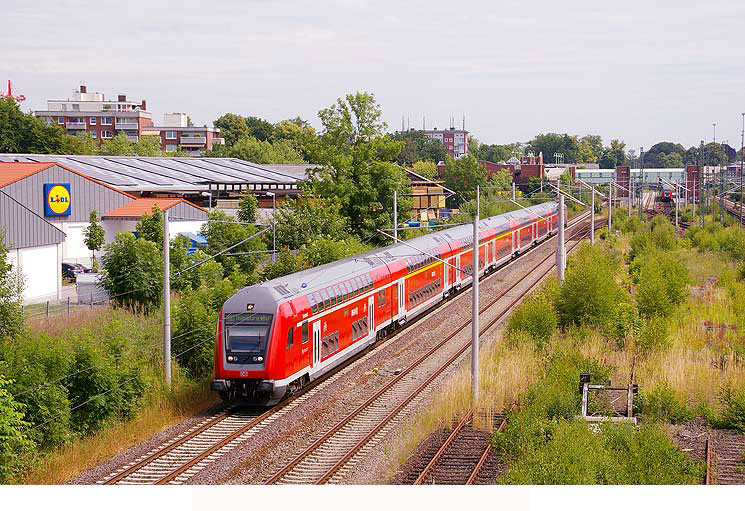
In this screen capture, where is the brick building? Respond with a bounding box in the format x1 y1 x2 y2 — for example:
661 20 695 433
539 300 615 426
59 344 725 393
145 113 224 156
423 129 468 158
34 85 153 143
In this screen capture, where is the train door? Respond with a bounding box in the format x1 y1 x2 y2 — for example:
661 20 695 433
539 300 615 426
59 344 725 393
398 280 405 316
456 255 462 284
444 260 449 289
312 320 321 367
368 296 375 337
512 230 519 252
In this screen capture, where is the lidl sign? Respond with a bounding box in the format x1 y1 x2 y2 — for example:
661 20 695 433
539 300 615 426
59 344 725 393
44 183 71 217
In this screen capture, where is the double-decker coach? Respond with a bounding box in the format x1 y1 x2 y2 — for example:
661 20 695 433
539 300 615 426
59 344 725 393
212 201 563 404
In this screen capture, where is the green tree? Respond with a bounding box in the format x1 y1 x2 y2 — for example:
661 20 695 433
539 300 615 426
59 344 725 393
391 129 448 164
101 232 163 314
245 116 275 141
599 139 628 168
411 160 438 180
227 136 305 164
0 97 64 153
309 92 411 241
99 132 134 156
132 135 163 157
0 376 34 483
272 117 316 160
237 193 258 224
527 133 579 163
0 231 24 339
577 135 603 163
135 205 163 246
213 113 250 146
478 143 520 164
443 154 487 204
59 132 98 155
488 169 513 190
200 209 265 276
172 289 217 378
83 210 105 272
274 196 349 250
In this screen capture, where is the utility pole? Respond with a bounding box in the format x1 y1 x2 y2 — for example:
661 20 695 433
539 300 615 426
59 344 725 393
471 186 480 404
700 140 705 227
608 180 613 232
675 180 680 228
393 190 398 244
163 209 172 387
741 113 744 230
557 194 566 283
512 181 516 201
639 147 644 220
591 186 595 245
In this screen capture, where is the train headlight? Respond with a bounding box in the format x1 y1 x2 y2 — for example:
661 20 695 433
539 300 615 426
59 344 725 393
227 355 235 362
258 356 264 362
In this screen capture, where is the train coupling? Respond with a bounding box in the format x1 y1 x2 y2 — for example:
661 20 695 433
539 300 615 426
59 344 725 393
211 380 229 392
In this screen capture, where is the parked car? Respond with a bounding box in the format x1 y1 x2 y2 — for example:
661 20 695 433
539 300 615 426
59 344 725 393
73 263 92 273
62 262 85 281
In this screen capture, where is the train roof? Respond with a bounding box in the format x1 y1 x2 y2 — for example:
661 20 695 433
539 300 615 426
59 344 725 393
245 201 558 302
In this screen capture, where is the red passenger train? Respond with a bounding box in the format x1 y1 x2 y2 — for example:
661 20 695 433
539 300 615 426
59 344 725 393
211 201 564 404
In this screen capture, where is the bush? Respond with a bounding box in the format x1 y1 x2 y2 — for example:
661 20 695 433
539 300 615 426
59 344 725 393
0 376 34 483
101 232 163 315
0 231 24 339
173 289 218 379
557 243 625 327
636 264 673 317
718 385 745 433
638 383 693 423
504 292 557 349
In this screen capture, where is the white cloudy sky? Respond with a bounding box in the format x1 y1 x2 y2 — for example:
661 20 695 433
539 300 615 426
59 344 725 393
3 0 745 151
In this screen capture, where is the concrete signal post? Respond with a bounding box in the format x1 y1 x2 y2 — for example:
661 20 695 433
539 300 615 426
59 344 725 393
471 186 480 404
557 194 566 283
163 210 172 387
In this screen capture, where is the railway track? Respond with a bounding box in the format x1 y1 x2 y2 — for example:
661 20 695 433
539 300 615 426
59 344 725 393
99 211 594 485
706 431 745 485
264 219 593 485
399 411 506 485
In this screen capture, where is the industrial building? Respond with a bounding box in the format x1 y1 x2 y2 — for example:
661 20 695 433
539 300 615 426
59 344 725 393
0 161 207 303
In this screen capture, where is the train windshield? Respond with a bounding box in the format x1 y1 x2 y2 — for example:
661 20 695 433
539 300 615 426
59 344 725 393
224 313 273 353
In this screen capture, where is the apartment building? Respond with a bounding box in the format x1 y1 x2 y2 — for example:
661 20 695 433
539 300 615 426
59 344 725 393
34 85 153 143
423 128 468 158
145 113 224 156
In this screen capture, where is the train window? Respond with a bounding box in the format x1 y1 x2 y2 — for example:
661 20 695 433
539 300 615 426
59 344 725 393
308 295 317 314
342 282 350 301
367 274 373 290
333 285 342 303
353 321 359 339
378 289 386 307
322 338 328 358
320 289 330 308
354 276 363 294
329 288 337 306
334 333 339 351
302 321 308 344
314 292 323 310
287 327 294 351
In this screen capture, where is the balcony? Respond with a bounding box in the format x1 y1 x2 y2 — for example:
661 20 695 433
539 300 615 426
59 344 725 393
179 136 206 146
66 122 87 130
127 135 139 142
213 137 225 145
115 121 138 130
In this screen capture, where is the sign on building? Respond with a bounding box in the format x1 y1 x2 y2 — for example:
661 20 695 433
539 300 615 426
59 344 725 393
43 183 71 217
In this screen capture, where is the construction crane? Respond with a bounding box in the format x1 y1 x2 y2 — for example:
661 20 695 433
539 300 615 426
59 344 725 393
0 80 26 102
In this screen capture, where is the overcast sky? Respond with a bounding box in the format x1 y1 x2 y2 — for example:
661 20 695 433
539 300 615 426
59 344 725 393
3 0 745 152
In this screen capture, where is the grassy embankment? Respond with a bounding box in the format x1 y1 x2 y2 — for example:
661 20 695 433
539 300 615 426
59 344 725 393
389 210 745 484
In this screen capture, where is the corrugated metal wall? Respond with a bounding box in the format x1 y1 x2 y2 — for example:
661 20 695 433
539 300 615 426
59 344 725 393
167 201 208 221
0 191 65 250
2 165 133 225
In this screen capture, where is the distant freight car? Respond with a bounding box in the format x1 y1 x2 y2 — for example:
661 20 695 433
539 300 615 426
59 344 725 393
212 201 564 404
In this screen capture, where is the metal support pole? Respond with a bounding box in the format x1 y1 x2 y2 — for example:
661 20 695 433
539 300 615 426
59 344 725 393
741 112 744 229
272 193 276 262
512 181 515 201
557 194 566 283
471 186 480 404
67 296 70 316
590 187 595 245
163 209 172 387
393 190 398 244
608 181 613 232
675 180 679 228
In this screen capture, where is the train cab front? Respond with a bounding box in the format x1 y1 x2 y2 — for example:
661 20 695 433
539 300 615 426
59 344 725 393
212 288 284 406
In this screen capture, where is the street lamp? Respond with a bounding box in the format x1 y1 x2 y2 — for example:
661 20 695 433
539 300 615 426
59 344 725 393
266 192 276 261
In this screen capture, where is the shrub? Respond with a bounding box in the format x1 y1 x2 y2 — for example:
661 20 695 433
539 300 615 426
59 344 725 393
650 221 677 251
636 264 673 317
557 243 625 327
505 293 557 349
0 231 24 339
718 385 745 433
607 302 641 349
0 376 34 484
173 289 217 379
101 232 163 315
637 383 693 423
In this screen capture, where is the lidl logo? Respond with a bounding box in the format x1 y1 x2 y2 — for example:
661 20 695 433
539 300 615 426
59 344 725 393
44 183 71 217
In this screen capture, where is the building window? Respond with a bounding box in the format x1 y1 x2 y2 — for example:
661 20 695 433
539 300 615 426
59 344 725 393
165 144 178 152
90 117 97 125
102 117 113 125
102 130 113 139
165 131 177 140
72 104 79 111
57 117 65 124
90 130 97 138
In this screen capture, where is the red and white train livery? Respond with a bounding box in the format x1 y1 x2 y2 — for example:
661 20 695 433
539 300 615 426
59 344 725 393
212 201 563 404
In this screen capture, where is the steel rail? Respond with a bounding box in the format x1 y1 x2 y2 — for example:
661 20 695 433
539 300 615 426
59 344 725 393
466 418 507 485
414 410 473 485
266 215 593 485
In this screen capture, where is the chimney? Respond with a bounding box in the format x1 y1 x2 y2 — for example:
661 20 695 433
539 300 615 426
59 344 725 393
118 94 126 102
140 99 147 111
80 84 87 93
